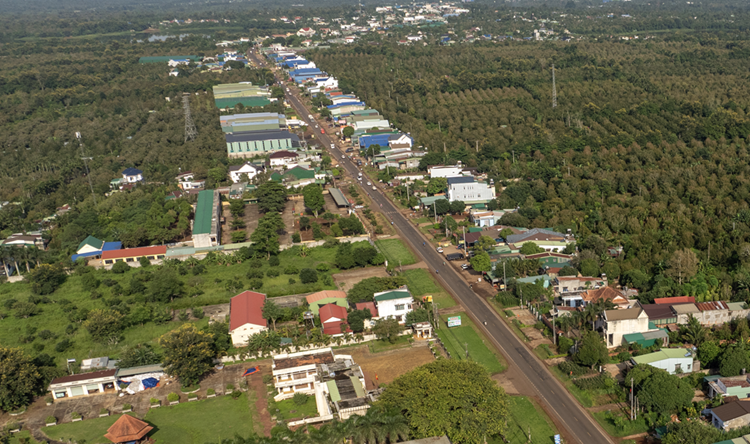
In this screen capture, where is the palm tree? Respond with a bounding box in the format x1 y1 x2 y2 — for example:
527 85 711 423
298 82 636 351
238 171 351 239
681 314 707 345
0 246 11 277
378 414 410 443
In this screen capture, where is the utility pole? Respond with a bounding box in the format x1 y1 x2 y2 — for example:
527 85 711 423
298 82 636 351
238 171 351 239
462 225 466 251
465 342 469 359
75 132 96 205
551 64 557 108
552 312 556 346
502 261 507 292
630 378 634 420
433 202 437 224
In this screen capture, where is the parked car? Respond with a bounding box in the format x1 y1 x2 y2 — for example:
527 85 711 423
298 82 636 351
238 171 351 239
321 128 325 134
436 247 444 253
367 182 372 186
346 148 354 153
341 155 346 159
461 263 470 270
372 186 377 191
358 176 362 181
446 253 465 261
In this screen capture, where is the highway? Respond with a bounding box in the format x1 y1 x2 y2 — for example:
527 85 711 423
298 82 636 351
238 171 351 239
257 51 614 444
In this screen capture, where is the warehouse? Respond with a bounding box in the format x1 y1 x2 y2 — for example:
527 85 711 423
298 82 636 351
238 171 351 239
193 190 221 248
226 131 300 158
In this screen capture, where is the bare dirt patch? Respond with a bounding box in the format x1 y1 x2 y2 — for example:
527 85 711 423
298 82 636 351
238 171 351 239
203 303 230 324
323 193 349 217
332 267 389 293
348 344 435 390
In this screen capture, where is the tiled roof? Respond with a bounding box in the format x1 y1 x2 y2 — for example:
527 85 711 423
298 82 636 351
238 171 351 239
104 414 154 442
355 302 379 318
712 400 750 422
269 150 298 159
230 291 267 331
604 307 643 321
654 296 695 304
580 287 626 303
319 303 348 324
101 245 166 260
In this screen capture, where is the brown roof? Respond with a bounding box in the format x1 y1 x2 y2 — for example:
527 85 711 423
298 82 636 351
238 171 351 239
50 369 117 385
642 304 675 320
306 290 347 304
696 301 729 312
721 378 750 388
104 414 154 443
604 307 643 321
712 400 750 422
654 296 695 304
274 351 335 370
230 291 267 331
355 302 379 318
580 287 626 303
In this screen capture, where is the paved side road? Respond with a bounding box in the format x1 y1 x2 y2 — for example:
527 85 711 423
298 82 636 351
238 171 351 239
274 77 614 444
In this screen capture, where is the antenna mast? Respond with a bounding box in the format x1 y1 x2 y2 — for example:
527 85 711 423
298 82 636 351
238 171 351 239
183 93 198 143
552 64 557 108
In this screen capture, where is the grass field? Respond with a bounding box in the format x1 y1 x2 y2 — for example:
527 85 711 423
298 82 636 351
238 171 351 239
368 335 412 353
268 394 318 421
0 244 343 364
436 312 506 374
43 413 125 443
402 268 456 308
8 430 41 444
375 239 417 266
550 366 595 408
488 396 559 444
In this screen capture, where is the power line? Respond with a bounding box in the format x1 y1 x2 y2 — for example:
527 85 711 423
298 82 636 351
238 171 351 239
183 93 198 142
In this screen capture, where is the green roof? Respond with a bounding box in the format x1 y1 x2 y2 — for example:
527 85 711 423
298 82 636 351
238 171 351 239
631 349 692 365
285 167 315 180
193 190 215 235
77 235 103 251
374 289 411 302
138 55 199 63
309 298 348 315
350 376 365 397
326 380 341 403
420 195 448 205
214 97 271 109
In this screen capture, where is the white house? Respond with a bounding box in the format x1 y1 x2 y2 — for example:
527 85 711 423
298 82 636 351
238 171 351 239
429 165 465 178
49 369 118 399
229 291 268 347
630 348 695 375
169 68 180 77
167 59 191 67
176 172 205 190
269 150 299 167
373 287 414 324
602 307 663 349
272 348 335 400
297 27 316 37
447 176 496 204
122 168 143 183
228 163 263 183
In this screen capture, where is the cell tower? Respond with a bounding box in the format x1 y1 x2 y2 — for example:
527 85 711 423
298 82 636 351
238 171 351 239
551 64 557 109
183 93 198 142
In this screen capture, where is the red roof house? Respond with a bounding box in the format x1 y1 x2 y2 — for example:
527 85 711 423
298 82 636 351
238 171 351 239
101 245 167 266
229 291 268 346
319 303 351 336
654 296 695 305
355 302 379 318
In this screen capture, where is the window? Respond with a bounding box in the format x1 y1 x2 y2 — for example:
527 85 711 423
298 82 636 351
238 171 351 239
395 304 405 311
126 258 134 262
675 363 682 372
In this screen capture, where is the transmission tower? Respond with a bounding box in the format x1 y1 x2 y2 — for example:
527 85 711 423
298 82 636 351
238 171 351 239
183 93 198 142
551 64 557 109
75 132 97 205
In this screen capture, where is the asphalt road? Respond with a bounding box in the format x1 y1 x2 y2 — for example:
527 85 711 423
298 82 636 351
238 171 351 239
257 54 614 444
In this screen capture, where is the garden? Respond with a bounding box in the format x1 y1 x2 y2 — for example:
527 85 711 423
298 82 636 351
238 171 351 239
267 393 318 422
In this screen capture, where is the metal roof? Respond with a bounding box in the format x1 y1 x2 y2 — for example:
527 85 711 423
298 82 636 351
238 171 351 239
193 190 216 235
632 348 692 365
446 176 475 186
115 364 164 378
329 188 349 207
225 130 298 143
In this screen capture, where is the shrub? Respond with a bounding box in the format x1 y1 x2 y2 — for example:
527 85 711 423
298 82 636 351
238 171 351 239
231 390 242 399
266 268 281 278
207 388 216 395
292 392 309 406
192 307 204 319
38 329 55 340
71 412 81 419
269 256 281 267
248 278 263 290
247 269 264 280
4 421 20 432
288 278 296 285
262 374 273 384
178 309 189 322
226 383 235 391
573 373 614 391
55 338 73 353
167 392 179 402
495 292 520 307
292 233 301 243
46 416 56 424
188 393 197 399
558 361 594 378
284 265 299 275
150 397 159 405
89 290 102 300
299 268 318 284
111 261 131 274
248 259 263 269
45 396 53 404
100 408 108 415
123 403 132 411
316 263 330 272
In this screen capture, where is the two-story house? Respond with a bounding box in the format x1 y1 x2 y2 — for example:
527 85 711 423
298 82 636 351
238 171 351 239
228 162 263 183
602 307 665 348
122 168 144 183
373 288 414 324
446 176 496 204
176 172 205 190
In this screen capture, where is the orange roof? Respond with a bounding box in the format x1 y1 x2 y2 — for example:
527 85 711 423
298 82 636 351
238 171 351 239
101 245 166 260
355 302 379 318
306 290 347 304
320 303 348 324
104 414 153 443
230 291 267 331
654 296 695 305
580 287 627 304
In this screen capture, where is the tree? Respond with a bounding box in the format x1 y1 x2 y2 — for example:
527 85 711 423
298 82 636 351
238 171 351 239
111 261 130 274
261 299 282 330
364 144 381 158
473 235 495 252
632 365 694 415
373 318 401 343
347 309 373 333
405 308 429 325
579 258 600 277
470 251 491 273
439 215 458 232
251 213 282 259
13 302 40 319
255 181 287 213
698 341 721 368
342 126 354 138
229 200 245 217
426 177 448 195
116 344 160 368
0 347 44 413
83 309 124 345
379 359 508 444
347 276 407 304
558 265 579 276
27 264 65 295
449 200 465 214
719 344 750 377
662 419 723 444
581 235 607 256
299 268 318 284
231 231 247 243
681 314 707 345
621 269 649 290
302 184 325 217
666 248 699 285
148 268 184 303
573 331 608 369
498 212 529 227
519 242 544 255
339 216 365 235
139 255 151 268
498 228 514 240
159 324 215 386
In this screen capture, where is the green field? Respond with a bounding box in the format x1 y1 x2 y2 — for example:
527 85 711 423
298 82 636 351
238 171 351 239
436 312 506 374
368 335 412 353
42 394 258 444
402 268 457 308
268 394 318 421
376 239 417 266
0 245 343 364
8 430 41 444
489 396 559 444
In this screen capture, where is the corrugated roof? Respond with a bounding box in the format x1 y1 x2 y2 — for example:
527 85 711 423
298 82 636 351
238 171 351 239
712 400 750 422
671 303 700 315
654 296 695 304
101 246 166 260
329 188 349 207
631 348 692 365
50 369 117 385
642 304 676 320
355 302 379 318
604 307 643 321
320 303 348 324
728 302 748 311
230 291 267 331
116 364 164 378
327 380 341 402
77 235 104 251
374 289 412 302
446 176 474 186
193 190 216 235
696 301 730 312
306 291 347 304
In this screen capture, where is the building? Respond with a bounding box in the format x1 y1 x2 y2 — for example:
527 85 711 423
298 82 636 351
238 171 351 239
193 190 221 248
696 301 731 326
446 176 496 204
654 296 695 305
319 303 351 336
506 228 569 252
122 168 143 183
603 307 664 348
355 301 379 328
553 276 608 298
71 236 122 263
228 163 263 183
297 27 316 37
272 348 335 400
306 290 348 315
0 232 46 249
176 172 205 190
212 83 271 109
101 245 167 267
103 414 154 444
269 150 300 167
708 376 750 399
226 131 300 158
630 348 695 374
429 165 466 178
373 288 414 324
49 369 118 399
568 286 630 309
229 291 268 346
711 400 750 431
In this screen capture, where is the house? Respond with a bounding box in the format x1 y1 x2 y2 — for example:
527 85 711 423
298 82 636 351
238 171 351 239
103 414 154 444
268 150 300 167
642 304 678 327
122 168 144 183
671 303 701 325
355 301 379 328
1 232 46 249
49 369 118 399
228 163 263 183
192 190 221 248
71 236 122 262
469 210 509 227
272 348 335 400
101 246 167 267
271 166 318 189
429 165 466 178
707 376 750 399
229 291 268 346
374 288 414 324
506 228 569 252
553 276 608 301
524 252 574 269
306 290 348 315
297 27 316 37
654 296 695 305
603 307 664 348
319 303 352 336
711 400 750 431
576 286 631 309
630 348 695 375
176 172 205 190
446 176 496 204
